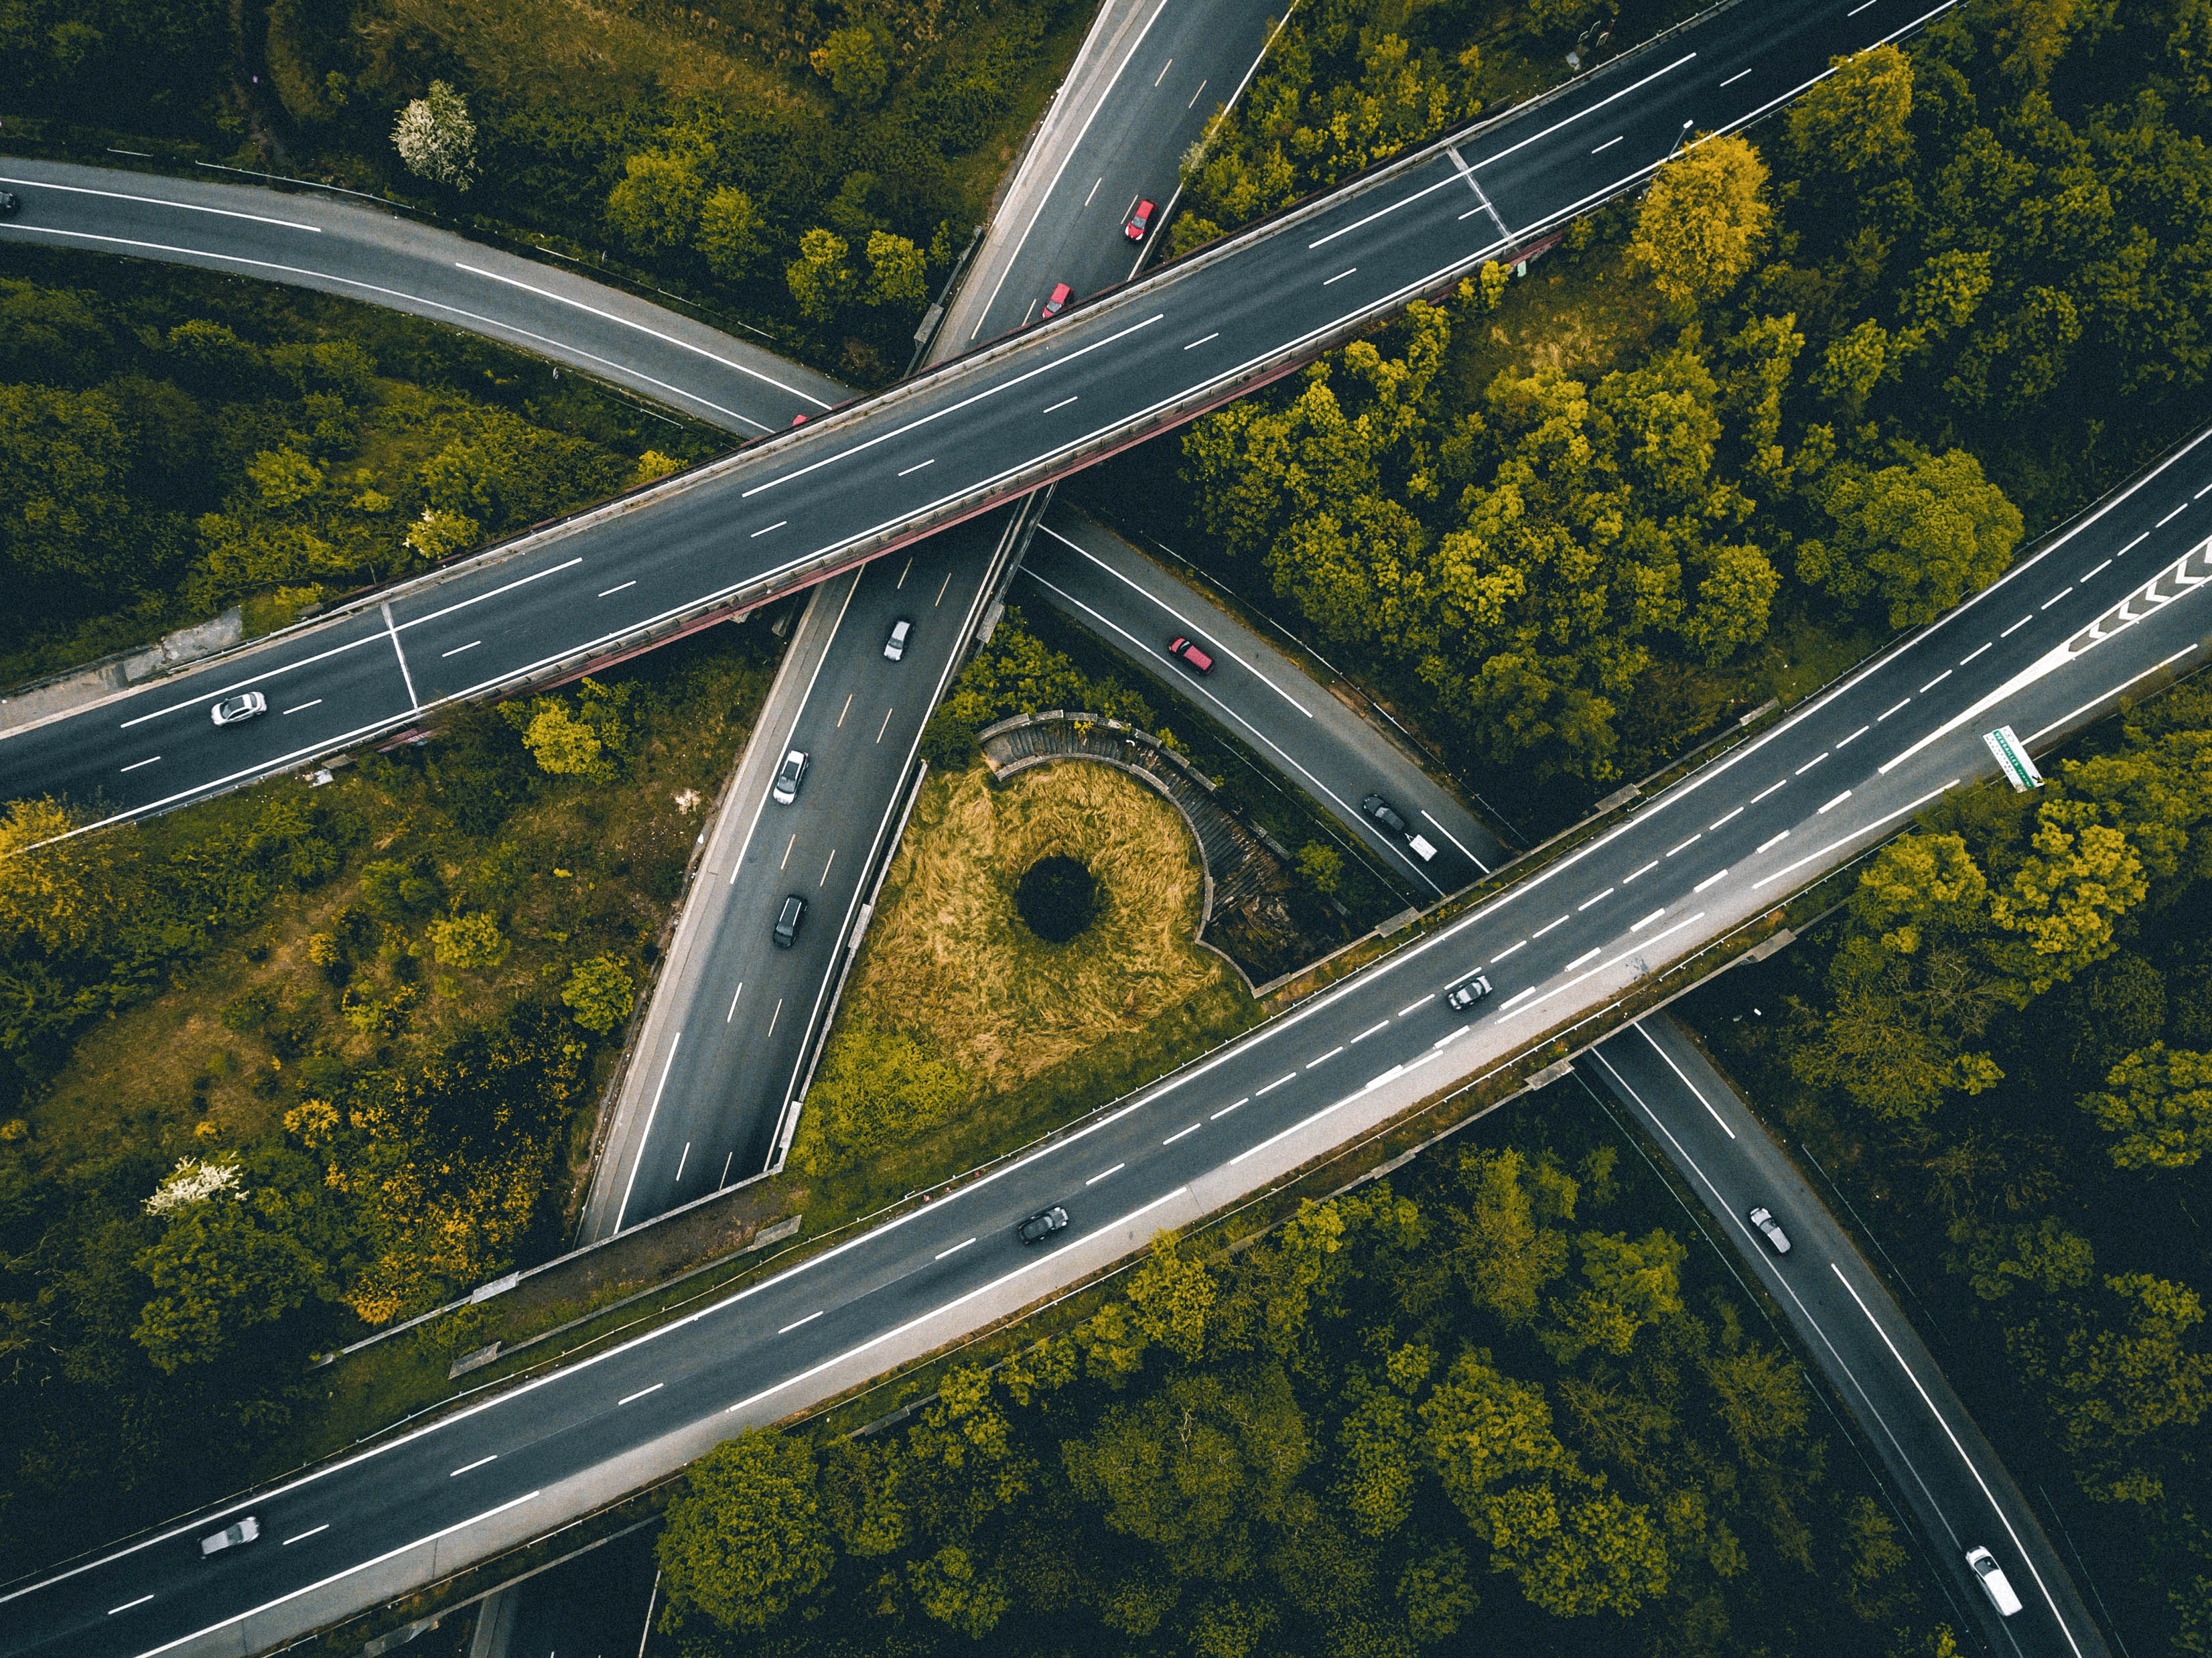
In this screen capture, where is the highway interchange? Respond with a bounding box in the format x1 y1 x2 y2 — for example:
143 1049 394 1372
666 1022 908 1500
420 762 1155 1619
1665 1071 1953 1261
0 0 2175 1651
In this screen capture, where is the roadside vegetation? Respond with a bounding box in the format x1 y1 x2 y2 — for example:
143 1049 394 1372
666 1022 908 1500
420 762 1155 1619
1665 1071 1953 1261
1126 0 2212 829
797 760 1246 1181
652 1096 1952 1657
0 248 717 688
1692 671 2212 1653
0 621 782 1570
1 0 1094 381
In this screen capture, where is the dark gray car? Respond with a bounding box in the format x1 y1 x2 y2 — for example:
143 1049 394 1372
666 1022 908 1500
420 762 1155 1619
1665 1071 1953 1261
1016 1205 1068 1245
772 894 807 949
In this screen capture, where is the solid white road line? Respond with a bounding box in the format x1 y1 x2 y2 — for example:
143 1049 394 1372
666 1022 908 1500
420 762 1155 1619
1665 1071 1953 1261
281 1525 329 1546
1420 809 1491 874
1633 1022 1736 1139
1753 780 1959 889
0 174 322 230
383 602 419 711
450 1455 496 1477
610 1033 681 1235
620 1383 665 1404
1828 1266 2089 1657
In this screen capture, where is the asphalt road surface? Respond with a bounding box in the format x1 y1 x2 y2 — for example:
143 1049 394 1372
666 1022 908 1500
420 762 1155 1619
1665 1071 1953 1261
1021 506 1501 898
1582 1020 2112 1658
937 0 1284 350
0 0 1939 829
7 389 2201 1658
0 157 844 429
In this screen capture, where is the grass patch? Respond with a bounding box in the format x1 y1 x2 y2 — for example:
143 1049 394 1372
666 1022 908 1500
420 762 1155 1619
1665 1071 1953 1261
792 760 1257 1192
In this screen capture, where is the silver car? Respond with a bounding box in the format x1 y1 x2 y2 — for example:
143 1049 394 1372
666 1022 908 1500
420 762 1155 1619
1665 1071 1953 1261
884 618 912 661
210 691 268 727
1445 973 1491 1011
1748 1206 1791 1255
200 1515 260 1556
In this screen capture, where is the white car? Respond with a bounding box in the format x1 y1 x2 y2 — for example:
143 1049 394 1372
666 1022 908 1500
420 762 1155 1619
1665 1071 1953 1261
210 691 268 727
1748 1206 1791 1255
200 1516 261 1556
771 748 809 805
1965 1546 2022 1616
884 618 912 662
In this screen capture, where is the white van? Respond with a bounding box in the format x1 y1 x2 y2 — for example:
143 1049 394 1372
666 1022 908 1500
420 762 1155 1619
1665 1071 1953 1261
1965 1547 2022 1616
1407 833 1438 863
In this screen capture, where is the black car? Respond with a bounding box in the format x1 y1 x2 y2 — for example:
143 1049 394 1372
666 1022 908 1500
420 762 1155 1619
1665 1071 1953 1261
772 894 807 949
1016 1205 1069 1245
1359 793 1411 836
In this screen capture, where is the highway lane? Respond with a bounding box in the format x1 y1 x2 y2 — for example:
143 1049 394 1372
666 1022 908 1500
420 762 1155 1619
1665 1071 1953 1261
1583 1020 2112 1658
939 0 1285 348
579 507 1030 1231
0 157 842 430
0 0 1935 828
1020 506 1499 896
10 399 2208 1658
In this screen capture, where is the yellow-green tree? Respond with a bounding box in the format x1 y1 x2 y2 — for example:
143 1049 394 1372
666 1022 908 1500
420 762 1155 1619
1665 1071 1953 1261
1631 134 1771 308
1787 45 1914 178
695 185 766 283
2085 1043 2212 1169
658 1431 835 1632
787 228 855 325
606 150 706 255
811 25 889 105
561 955 636 1034
0 797 117 955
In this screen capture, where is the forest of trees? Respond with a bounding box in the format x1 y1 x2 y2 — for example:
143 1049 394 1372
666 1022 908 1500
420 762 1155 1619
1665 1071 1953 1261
1175 0 2212 815
0 625 776 1569
646 1104 1955 1658
1706 671 2212 1651
0 251 701 677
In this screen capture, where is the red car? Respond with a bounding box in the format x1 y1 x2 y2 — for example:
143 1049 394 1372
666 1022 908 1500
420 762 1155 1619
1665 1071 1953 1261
1040 282 1073 319
1125 199 1156 241
1167 635 1215 674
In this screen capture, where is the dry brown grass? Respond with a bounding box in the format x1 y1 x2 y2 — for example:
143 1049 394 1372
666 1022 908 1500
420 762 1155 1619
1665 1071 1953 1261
363 0 821 112
847 761 1227 1098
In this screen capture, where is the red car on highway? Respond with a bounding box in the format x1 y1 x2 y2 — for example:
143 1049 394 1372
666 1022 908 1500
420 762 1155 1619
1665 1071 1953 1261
1040 282 1073 319
1125 199 1156 241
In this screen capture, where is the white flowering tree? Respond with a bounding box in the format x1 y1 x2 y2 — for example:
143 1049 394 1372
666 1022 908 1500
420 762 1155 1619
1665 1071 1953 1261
145 1155 244 1215
393 80 478 192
